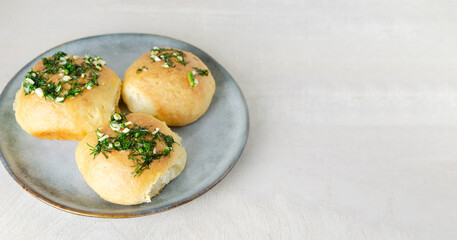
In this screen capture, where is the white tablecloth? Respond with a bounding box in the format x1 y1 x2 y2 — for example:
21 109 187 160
1 0 456 239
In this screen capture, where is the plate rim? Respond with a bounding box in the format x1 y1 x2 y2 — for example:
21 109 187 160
0 33 249 218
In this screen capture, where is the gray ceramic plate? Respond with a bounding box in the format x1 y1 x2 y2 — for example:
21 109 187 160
0 33 249 218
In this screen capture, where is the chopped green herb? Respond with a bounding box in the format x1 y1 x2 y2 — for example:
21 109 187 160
188 72 197 87
88 112 177 176
186 67 208 87
149 47 188 68
193 67 209 76
22 51 106 103
136 66 148 74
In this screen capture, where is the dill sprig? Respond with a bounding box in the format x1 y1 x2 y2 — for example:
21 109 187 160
192 67 209 76
149 47 188 68
22 51 106 102
187 67 209 87
136 66 148 74
88 112 176 177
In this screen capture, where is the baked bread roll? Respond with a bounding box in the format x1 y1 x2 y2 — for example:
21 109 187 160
122 47 216 126
75 112 186 205
13 51 122 140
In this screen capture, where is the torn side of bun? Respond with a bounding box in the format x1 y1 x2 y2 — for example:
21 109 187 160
75 113 187 205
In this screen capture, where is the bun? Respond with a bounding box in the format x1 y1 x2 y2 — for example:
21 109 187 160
75 113 186 205
13 54 122 140
122 48 215 126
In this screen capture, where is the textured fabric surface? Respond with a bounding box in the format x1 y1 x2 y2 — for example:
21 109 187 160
1 0 457 239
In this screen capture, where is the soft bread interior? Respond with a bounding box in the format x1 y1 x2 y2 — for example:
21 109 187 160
122 84 157 116
144 148 187 202
84 83 121 130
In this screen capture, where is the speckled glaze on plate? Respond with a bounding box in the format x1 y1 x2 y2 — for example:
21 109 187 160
0 33 249 218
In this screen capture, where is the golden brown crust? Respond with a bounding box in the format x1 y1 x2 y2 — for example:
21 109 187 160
75 113 186 205
13 58 122 141
122 48 216 126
